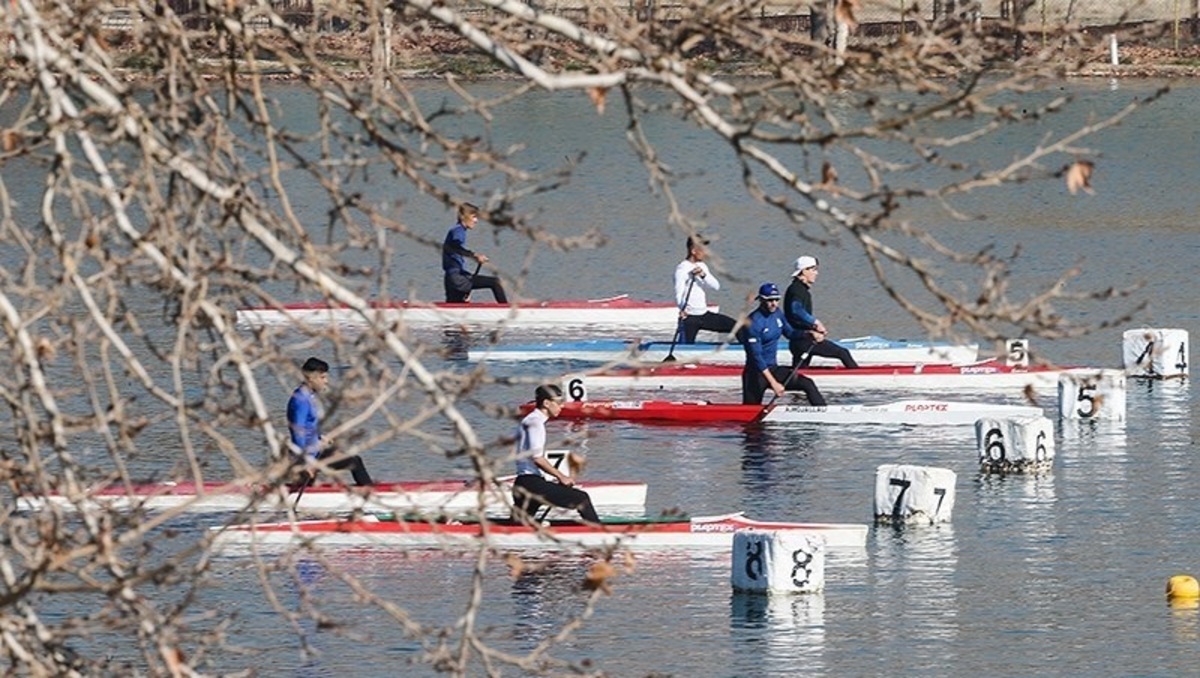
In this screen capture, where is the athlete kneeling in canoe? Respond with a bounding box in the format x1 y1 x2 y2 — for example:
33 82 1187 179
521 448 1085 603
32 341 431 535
512 384 600 524
785 255 859 369
442 202 508 304
738 283 826 406
287 357 374 489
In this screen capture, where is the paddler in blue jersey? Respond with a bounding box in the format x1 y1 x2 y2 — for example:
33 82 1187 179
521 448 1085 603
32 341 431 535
442 202 508 304
737 283 826 406
512 384 600 524
287 357 374 489
784 255 859 369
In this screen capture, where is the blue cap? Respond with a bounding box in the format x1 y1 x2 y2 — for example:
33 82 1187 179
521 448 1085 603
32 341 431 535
757 282 781 300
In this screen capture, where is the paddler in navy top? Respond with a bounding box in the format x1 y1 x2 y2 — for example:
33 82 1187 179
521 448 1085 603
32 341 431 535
737 283 826 406
512 384 600 524
442 202 508 304
674 235 737 344
784 255 858 369
287 357 373 488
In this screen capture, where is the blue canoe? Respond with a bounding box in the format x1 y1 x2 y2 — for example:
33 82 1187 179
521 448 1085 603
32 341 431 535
467 335 979 366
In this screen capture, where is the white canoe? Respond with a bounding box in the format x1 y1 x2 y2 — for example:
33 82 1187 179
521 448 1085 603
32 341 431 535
543 398 1044 426
760 400 1044 425
565 359 1069 395
209 511 869 552
17 477 648 516
469 335 979 367
234 295 712 333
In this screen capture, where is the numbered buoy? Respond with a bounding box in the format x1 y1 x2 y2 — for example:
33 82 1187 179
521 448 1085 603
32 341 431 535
543 449 578 479
976 416 1055 475
1005 338 1030 368
562 375 588 402
1123 328 1189 378
874 465 956 525
731 530 825 594
1057 369 1126 421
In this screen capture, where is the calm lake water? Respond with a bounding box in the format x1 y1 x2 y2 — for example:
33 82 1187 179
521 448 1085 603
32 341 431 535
9 75 1200 676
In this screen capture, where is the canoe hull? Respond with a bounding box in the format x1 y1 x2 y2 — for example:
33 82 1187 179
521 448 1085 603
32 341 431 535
17 479 648 515
544 399 1044 426
235 296 700 332
568 360 1068 393
210 511 869 551
470 335 980 366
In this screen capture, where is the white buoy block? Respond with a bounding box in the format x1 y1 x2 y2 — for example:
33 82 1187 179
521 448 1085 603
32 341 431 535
563 375 588 402
874 464 956 525
1123 328 1189 378
543 449 577 479
1006 338 1030 367
976 416 1055 474
1058 368 1126 421
731 530 825 594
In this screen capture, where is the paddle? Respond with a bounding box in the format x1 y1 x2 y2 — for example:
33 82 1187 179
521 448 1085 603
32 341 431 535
751 345 817 424
291 468 312 511
663 274 697 362
462 260 483 303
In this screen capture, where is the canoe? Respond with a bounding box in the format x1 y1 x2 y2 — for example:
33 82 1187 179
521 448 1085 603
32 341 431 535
208 511 870 551
565 359 1070 394
234 295 712 332
16 477 648 515
530 398 1044 426
469 335 979 366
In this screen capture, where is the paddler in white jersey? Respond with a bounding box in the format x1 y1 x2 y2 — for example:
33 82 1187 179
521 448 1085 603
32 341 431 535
512 384 600 523
674 235 738 344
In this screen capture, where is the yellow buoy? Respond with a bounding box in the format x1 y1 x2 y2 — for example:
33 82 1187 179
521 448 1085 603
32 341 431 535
1166 575 1200 599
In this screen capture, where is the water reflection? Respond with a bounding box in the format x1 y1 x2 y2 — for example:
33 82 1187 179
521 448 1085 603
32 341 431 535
975 473 1060 568
1057 417 1128 454
290 558 331 677
439 329 473 360
1170 601 1200 644
1056 417 1129 519
729 592 826 672
510 555 591 646
872 524 959 644
740 425 823 495
1128 377 1191 436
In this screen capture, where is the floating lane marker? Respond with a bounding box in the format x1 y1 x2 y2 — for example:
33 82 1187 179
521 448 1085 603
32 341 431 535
1123 328 1189 379
873 465 956 526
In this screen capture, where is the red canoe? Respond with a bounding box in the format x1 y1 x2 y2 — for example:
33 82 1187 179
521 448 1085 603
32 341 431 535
566 359 1070 394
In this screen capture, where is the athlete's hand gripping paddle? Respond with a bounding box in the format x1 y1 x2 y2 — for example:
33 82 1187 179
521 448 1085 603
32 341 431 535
751 345 816 424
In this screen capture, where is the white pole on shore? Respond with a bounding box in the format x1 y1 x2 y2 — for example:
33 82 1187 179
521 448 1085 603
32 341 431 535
1109 34 1119 66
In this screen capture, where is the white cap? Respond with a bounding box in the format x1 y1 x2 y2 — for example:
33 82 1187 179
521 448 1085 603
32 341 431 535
792 255 819 277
